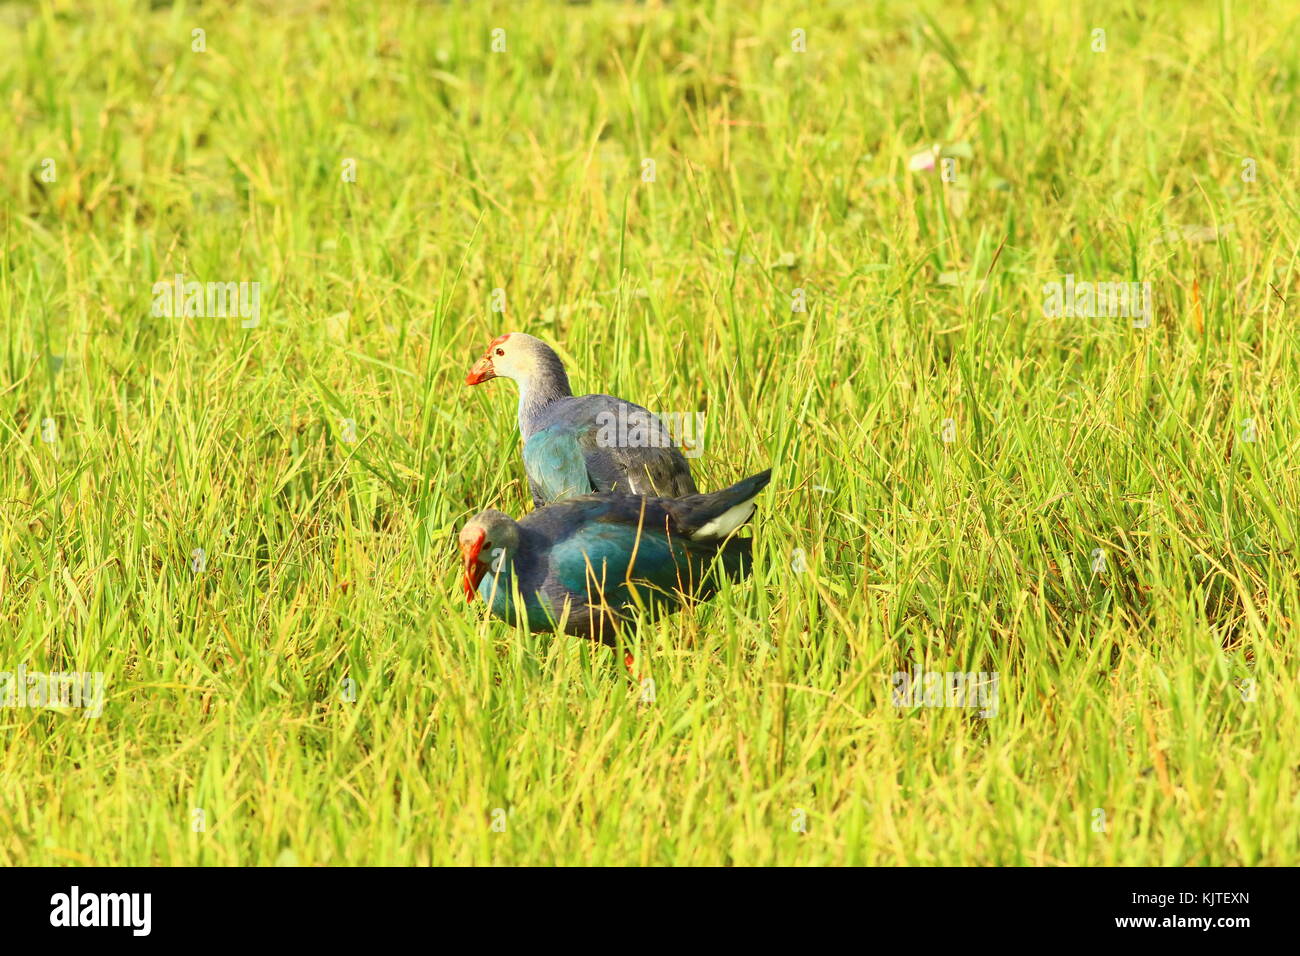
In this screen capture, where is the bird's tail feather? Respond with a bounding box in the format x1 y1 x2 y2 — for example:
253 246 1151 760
672 468 773 541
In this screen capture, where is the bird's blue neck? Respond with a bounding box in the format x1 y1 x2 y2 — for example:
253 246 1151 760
477 556 557 632
478 566 515 621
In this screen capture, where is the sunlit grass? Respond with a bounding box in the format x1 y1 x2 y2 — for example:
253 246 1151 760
0 0 1297 865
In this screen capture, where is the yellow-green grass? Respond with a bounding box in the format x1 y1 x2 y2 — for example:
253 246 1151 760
1 0 1297 864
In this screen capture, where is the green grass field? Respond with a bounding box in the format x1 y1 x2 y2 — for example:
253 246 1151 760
2 0 1297 866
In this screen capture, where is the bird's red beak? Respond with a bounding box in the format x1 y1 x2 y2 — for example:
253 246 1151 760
465 355 495 386
460 529 488 601
467 334 511 385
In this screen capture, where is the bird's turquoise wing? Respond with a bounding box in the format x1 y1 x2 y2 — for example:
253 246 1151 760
550 520 695 614
523 424 594 503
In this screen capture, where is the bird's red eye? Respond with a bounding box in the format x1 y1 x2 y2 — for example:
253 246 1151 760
495 348 504 357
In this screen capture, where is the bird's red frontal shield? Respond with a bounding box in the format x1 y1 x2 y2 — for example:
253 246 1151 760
460 529 488 601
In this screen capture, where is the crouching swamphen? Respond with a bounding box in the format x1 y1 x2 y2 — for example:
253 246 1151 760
465 332 698 506
459 469 772 648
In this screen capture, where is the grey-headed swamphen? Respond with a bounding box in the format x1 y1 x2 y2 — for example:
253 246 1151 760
458 468 772 652
465 332 697 506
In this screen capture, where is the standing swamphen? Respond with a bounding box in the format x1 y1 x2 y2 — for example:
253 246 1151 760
465 332 698 506
458 469 772 644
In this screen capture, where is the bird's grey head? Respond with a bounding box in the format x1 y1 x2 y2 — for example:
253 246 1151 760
465 332 567 387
